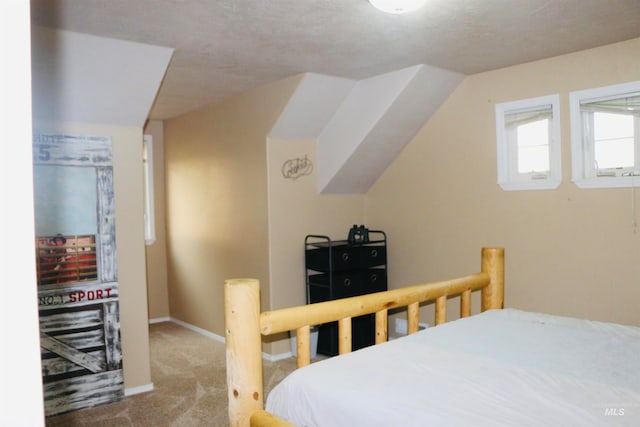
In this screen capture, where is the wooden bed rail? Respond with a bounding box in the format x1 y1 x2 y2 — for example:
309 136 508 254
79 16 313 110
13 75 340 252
225 247 504 427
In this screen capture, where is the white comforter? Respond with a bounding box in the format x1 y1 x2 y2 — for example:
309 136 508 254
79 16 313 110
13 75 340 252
266 309 640 426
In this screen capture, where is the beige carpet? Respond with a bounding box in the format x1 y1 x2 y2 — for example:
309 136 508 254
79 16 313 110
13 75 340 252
45 321 298 426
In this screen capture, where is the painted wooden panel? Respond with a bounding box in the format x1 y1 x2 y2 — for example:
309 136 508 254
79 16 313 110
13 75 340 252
97 167 117 283
33 133 113 167
42 350 106 377
43 371 124 416
103 301 122 370
38 281 119 310
41 328 105 351
39 309 103 332
40 333 107 373
33 133 123 416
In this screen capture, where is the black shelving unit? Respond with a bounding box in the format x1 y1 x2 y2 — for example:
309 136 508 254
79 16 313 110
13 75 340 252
305 231 387 356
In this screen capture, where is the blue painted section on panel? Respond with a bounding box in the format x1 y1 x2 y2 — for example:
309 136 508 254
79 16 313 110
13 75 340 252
33 165 98 236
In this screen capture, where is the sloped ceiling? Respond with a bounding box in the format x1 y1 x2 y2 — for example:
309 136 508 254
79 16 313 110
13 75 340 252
30 0 640 121
29 1 640 194
30 25 461 195
31 26 173 128
270 65 464 194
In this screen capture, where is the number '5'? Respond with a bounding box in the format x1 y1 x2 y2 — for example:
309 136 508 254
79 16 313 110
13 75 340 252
38 144 50 161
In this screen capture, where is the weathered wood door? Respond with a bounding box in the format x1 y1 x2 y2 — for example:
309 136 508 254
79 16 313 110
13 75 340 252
33 133 123 416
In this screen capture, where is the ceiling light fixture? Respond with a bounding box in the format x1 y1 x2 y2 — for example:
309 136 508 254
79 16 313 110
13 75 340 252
368 0 428 14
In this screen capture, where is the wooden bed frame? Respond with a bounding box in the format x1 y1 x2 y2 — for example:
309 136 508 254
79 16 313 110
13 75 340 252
224 247 504 427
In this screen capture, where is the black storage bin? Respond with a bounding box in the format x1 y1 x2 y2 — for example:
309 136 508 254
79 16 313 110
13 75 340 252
305 243 354 272
305 232 387 356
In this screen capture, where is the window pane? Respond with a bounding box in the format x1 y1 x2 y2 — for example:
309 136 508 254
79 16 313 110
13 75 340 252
516 119 549 173
496 94 561 190
593 112 634 169
143 135 155 245
569 82 640 188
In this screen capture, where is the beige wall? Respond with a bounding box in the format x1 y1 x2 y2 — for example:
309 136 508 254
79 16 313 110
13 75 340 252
267 137 365 352
143 120 170 320
162 38 640 356
163 75 303 344
367 38 640 327
32 121 152 390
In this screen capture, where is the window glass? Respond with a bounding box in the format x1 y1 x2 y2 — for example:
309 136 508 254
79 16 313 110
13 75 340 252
143 135 156 244
593 112 634 170
496 95 561 190
570 82 640 188
516 117 550 174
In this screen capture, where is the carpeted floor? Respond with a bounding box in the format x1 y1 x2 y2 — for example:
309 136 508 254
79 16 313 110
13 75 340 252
45 321 298 426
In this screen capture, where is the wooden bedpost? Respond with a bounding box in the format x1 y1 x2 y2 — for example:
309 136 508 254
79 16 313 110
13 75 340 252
225 279 264 427
481 247 505 311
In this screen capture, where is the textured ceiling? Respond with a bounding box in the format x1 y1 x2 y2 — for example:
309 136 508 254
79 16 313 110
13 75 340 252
30 0 640 121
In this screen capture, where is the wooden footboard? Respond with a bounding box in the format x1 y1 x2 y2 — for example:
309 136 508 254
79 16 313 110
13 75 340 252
225 247 504 427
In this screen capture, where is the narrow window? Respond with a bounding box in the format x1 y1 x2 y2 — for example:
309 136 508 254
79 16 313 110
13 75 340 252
496 95 561 190
143 135 156 244
570 81 640 188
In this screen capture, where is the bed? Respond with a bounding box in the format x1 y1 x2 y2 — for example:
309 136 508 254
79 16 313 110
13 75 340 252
224 247 640 426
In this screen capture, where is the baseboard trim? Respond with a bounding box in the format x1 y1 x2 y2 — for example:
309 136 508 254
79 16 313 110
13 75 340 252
263 351 293 362
169 318 225 344
167 318 292 361
125 383 154 396
149 316 171 324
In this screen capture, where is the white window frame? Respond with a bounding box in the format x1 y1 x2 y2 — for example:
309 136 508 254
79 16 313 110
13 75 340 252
495 94 562 191
570 81 640 189
143 134 156 245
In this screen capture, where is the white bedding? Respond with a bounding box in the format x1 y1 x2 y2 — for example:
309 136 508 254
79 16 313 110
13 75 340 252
266 309 640 426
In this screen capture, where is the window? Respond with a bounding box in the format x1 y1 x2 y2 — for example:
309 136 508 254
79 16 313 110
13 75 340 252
143 135 156 244
570 81 640 188
495 95 561 190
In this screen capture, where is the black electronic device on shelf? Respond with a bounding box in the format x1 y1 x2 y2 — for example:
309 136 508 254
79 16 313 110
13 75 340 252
304 228 387 356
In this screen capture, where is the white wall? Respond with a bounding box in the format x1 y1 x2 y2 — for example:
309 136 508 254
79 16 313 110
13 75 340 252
0 1 45 426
